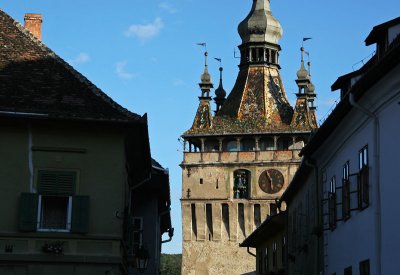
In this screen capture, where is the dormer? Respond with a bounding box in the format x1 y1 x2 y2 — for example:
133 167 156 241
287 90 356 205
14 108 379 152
365 17 400 60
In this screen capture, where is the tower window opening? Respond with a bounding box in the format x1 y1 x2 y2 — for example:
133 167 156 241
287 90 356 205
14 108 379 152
265 49 270 63
259 137 275 150
270 203 278 216
200 178 203 184
205 139 219 152
233 169 251 199
271 50 277 64
238 203 245 238
222 204 230 239
241 138 255 151
254 204 261 228
206 204 213 241
224 139 238 152
216 179 219 189
191 204 197 238
251 48 257 62
277 137 292 150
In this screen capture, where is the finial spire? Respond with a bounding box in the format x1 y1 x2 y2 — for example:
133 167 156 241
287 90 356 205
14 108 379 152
196 43 213 98
296 47 308 80
214 58 226 113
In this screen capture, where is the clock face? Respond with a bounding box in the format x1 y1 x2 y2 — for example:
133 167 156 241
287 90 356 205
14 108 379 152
259 169 284 194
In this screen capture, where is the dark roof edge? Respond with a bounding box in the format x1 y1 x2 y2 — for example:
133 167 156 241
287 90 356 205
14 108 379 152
365 17 400 46
280 159 312 203
0 111 147 125
240 212 286 248
1 9 141 120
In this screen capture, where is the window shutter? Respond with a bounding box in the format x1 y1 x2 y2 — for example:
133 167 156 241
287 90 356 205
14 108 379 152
38 170 76 195
18 193 38 232
71 195 89 233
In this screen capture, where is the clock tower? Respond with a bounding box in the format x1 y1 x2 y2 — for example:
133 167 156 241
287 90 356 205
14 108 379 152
180 0 318 274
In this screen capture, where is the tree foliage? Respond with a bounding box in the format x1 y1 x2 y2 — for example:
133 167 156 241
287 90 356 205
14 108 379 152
160 254 182 275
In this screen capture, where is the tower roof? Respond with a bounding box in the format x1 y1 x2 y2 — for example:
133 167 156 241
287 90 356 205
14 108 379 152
238 0 283 45
183 1 318 137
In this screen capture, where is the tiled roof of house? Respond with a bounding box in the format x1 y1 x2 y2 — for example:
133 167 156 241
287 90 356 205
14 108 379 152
0 9 140 122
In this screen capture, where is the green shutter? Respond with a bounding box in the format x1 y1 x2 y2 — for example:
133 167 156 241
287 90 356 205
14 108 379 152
18 193 38 232
38 170 76 195
71 195 89 233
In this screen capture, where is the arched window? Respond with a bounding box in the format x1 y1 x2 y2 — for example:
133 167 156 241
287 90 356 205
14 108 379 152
259 137 275 151
233 169 251 199
241 138 255 151
277 137 292 150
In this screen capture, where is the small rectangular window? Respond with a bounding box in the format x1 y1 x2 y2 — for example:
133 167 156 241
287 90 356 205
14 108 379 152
359 259 370 275
36 170 77 232
342 161 351 220
222 204 230 238
329 176 337 230
38 195 72 231
132 217 143 251
206 204 213 241
254 204 261 228
200 178 203 184
359 146 369 209
263 247 269 273
191 204 197 238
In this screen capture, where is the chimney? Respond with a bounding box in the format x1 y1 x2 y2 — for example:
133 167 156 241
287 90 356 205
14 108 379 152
24 13 42 40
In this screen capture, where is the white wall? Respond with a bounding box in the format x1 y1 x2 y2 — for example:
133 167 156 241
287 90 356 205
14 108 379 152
314 63 400 275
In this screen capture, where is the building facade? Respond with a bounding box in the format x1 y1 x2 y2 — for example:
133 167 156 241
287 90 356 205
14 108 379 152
278 17 400 275
0 10 172 275
180 1 317 274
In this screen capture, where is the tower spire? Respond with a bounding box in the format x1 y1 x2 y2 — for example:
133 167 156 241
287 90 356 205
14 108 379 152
190 47 214 130
291 46 318 129
214 58 226 113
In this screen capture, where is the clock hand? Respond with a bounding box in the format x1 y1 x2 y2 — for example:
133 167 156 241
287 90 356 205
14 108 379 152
267 171 274 189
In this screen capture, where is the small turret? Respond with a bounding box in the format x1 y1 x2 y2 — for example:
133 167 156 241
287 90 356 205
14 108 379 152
214 59 226 113
199 51 213 98
189 49 214 131
291 46 318 130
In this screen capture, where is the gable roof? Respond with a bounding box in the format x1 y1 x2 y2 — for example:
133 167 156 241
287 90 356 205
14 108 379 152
0 9 140 122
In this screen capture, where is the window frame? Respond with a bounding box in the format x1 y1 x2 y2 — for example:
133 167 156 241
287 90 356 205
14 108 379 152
132 217 144 251
342 161 351 220
37 195 72 232
358 146 369 210
328 176 337 230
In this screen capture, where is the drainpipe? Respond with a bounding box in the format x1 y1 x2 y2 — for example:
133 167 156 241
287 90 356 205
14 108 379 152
159 208 174 244
349 92 381 275
246 247 256 257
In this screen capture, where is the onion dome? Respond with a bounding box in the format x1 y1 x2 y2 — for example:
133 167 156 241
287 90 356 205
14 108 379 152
296 47 309 79
215 67 226 99
308 81 315 93
200 52 212 84
238 0 283 45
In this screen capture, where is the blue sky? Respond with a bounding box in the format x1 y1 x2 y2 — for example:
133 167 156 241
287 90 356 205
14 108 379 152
2 0 399 254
